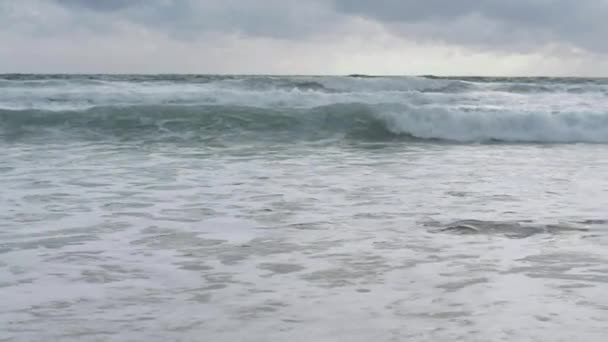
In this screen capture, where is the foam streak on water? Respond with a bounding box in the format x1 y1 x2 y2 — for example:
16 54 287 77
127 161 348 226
2 75 608 341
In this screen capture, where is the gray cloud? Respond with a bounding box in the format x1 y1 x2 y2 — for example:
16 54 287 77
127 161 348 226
17 0 608 53
54 0 141 12
50 0 340 40
2 0 608 74
333 0 608 52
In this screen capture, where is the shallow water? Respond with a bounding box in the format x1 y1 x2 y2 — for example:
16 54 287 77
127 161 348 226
2 75 608 341
2 141 608 341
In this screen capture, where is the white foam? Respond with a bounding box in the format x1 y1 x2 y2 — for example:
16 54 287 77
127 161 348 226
0 76 488 111
378 105 608 143
0 77 454 111
197 217 260 244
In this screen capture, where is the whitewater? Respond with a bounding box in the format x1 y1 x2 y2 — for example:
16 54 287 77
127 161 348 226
2 74 608 341
2 75 608 143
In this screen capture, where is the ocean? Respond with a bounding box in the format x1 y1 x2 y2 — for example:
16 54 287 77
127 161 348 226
1 74 608 341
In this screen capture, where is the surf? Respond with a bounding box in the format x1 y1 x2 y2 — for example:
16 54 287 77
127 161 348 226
2 74 608 144
2 103 608 144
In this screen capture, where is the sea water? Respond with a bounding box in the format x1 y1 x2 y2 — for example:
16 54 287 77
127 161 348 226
1 75 608 341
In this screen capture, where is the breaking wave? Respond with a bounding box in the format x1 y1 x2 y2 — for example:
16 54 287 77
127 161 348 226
2 103 608 143
2 74 608 144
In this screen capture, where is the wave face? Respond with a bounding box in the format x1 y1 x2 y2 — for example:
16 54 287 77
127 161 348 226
2 74 608 143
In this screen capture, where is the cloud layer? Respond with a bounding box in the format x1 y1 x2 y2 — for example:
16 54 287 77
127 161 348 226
1 0 607 75
335 0 608 52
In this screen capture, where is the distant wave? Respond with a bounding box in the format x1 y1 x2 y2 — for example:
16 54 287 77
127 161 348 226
0 75 479 108
2 103 608 144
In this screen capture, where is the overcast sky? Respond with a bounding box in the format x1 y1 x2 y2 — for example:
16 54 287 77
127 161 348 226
2 0 608 75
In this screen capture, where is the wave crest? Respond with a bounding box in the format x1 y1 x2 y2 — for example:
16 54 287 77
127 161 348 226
2 104 608 144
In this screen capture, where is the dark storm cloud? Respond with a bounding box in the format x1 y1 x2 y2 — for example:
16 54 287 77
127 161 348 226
332 0 608 52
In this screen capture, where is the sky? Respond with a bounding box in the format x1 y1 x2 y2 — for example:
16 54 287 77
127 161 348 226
1 0 608 75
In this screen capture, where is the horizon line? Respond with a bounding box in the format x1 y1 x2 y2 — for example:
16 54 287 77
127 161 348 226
1 72 607 79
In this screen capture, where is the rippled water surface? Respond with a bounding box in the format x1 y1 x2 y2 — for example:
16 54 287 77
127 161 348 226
2 141 608 341
2 75 608 341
